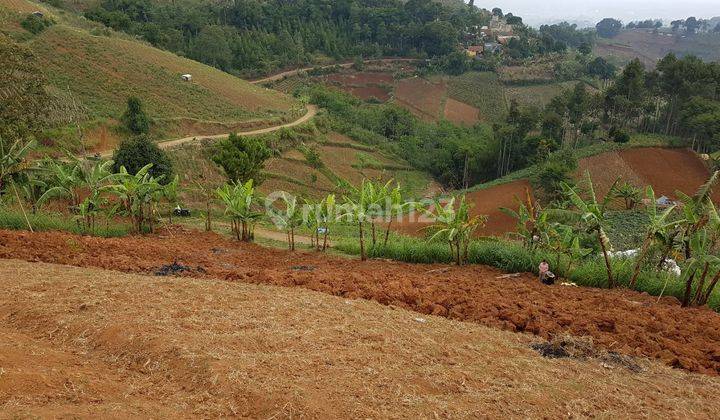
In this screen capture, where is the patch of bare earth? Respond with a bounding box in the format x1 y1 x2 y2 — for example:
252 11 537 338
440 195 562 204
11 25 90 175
2 260 720 417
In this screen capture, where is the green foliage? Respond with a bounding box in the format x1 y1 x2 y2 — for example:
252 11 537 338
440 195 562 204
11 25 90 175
212 134 272 183
0 36 51 141
0 207 130 237
83 0 489 77
216 180 262 241
121 97 150 135
112 135 174 184
609 126 630 143
20 13 54 34
532 150 577 202
596 18 623 38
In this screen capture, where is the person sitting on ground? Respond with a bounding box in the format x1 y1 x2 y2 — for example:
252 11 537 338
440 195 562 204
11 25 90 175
538 260 555 285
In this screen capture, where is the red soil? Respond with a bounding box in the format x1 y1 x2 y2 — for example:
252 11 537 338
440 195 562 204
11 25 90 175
394 78 446 121
326 72 394 85
443 98 480 126
2 228 718 376
580 148 719 202
394 179 532 237
346 86 391 102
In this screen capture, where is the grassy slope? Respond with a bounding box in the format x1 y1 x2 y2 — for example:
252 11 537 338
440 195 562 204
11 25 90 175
446 71 506 122
0 0 298 124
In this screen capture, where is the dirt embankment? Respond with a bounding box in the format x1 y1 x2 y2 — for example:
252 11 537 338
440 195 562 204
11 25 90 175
4 260 720 417
1 228 719 376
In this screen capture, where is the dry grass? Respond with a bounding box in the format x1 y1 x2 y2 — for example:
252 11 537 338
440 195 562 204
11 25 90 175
2 260 720 418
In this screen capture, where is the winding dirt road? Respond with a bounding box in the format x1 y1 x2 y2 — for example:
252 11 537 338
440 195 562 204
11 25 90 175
96 105 318 158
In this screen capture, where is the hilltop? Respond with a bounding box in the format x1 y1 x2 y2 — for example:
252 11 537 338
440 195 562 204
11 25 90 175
595 29 720 67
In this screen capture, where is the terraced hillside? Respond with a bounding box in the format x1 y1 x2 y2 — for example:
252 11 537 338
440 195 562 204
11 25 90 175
168 131 437 204
0 0 299 143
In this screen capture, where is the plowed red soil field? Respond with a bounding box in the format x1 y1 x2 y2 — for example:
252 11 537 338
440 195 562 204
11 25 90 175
2 228 719 376
394 78 446 121
443 98 480 125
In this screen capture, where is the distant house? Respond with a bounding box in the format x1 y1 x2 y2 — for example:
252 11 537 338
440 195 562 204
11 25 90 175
465 45 484 57
484 42 502 54
32 11 44 17
181 74 192 82
497 35 519 45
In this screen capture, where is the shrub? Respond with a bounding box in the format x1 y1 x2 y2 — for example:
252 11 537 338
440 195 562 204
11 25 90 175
112 134 174 183
121 97 150 135
21 14 54 34
609 126 630 143
212 134 272 183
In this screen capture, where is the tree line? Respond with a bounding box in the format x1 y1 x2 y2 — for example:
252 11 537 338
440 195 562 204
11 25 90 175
82 0 487 77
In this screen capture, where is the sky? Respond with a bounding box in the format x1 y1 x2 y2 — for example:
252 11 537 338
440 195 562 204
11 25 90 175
477 0 720 27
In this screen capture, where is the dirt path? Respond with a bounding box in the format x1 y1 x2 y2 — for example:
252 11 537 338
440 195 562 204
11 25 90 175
94 105 318 158
1 228 719 376
250 58 420 85
4 260 720 417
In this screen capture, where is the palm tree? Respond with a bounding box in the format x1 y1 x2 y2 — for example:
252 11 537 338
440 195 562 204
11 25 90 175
628 186 684 289
562 172 619 288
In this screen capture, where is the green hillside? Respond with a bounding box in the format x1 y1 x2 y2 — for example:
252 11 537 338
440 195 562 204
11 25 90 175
0 0 299 142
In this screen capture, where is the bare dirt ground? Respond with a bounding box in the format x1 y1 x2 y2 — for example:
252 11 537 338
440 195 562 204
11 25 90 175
2 260 720 417
394 179 532 237
443 98 480 126
394 78 447 121
581 147 720 202
1 228 719 378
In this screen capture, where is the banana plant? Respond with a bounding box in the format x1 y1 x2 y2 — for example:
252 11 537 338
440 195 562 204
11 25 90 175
216 179 262 242
501 188 547 250
628 186 685 289
274 192 303 250
37 159 84 209
382 182 405 247
546 223 592 275
562 172 619 288
682 228 720 307
424 195 485 266
341 180 379 261
105 164 164 233
613 181 642 210
0 136 35 194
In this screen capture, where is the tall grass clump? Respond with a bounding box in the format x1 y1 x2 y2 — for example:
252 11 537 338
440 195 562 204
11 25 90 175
0 208 130 238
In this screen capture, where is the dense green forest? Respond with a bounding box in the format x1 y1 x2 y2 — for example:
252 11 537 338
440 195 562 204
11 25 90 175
82 0 487 76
